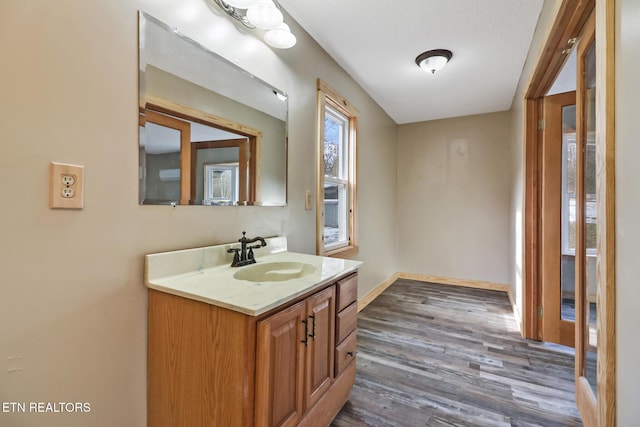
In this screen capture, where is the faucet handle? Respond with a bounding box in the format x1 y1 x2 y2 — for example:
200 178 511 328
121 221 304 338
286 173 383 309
227 247 240 267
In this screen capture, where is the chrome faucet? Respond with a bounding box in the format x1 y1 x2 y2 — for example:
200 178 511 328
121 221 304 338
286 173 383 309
227 231 267 267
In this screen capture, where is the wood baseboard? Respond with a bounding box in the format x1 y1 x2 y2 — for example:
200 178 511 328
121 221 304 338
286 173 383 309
358 273 522 332
397 273 511 292
357 273 399 312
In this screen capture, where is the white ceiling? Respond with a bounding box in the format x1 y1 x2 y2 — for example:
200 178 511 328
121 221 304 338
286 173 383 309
278 0 544 124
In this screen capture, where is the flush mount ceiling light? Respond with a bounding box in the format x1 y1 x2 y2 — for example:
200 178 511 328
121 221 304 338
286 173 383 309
209 0 296 49
415 49 453 74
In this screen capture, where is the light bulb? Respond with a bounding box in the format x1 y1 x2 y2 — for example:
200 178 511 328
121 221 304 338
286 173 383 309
246 0 283 29
264 23 296 49
419 56 449 74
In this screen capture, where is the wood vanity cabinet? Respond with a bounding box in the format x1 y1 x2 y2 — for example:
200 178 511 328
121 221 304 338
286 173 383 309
147 272 358 427
334 274 358 378
255 286 335 427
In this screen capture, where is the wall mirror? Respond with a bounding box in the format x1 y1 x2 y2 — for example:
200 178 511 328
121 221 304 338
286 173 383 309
138 12 288 206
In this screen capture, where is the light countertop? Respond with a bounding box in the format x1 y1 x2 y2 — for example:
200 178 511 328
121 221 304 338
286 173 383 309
145 238 362 316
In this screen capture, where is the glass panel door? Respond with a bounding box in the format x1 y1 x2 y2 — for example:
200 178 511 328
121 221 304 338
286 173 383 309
575 12 598 421
561 105 577 323
541 91 576 347
582 38 598 397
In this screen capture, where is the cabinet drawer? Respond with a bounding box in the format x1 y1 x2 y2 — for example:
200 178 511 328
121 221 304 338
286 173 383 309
336 274 358 312
335 331 357 377
336 302 357 344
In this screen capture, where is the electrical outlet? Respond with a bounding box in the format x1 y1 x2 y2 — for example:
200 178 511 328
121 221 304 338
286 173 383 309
50 162 84 209
61 175 75 186
61 187 75 198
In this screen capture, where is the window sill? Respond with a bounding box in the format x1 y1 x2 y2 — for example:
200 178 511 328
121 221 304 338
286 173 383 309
324 245 359 259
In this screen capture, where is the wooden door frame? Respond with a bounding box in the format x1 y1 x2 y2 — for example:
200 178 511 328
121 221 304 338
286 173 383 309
144 95 263 205
522 0 615 425
574 12 598 425
190 138 257 204
142 109 192 205
524 0 594 340
593 1 616 425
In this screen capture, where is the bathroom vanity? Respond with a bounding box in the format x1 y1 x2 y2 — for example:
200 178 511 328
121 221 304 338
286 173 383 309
145 237 361 427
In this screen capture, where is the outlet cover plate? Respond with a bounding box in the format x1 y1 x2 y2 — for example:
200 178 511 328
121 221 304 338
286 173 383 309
50 162 84 209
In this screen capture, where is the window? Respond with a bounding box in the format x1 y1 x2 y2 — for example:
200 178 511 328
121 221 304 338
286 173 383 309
204 163 239 206
316 80 358 256
561 129 577 255
561 130 597 256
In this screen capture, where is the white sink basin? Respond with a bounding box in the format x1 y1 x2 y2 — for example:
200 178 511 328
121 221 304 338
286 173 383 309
233 261 315 282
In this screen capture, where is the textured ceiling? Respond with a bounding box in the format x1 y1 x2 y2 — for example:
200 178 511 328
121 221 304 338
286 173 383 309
278 0 544 124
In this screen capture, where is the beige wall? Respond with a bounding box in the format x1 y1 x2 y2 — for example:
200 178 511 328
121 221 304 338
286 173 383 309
615 0 640 423
396 112 511 284
0 1 397 425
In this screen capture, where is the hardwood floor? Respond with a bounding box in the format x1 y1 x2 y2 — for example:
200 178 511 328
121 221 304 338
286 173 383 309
332 279 582 427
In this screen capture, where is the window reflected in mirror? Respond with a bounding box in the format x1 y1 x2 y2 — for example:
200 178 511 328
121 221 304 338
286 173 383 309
204 164 239 206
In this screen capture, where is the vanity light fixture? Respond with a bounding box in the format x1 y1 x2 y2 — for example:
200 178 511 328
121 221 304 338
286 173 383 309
273 90 287 102
415 49 453 74
209 0 296 49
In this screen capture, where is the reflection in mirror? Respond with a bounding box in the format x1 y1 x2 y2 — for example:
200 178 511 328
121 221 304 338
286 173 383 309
140 105 259 205
204 163 238 205
138 12 287 206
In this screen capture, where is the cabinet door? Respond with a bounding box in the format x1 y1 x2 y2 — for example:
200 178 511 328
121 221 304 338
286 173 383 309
304 286 336 409
255 301 306 427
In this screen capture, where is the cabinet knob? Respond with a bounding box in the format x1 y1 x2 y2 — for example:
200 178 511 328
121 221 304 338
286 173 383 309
347 351 354 357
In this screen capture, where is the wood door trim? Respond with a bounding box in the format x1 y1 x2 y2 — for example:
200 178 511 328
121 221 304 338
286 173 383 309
525 0 595 99
143 110 192 205
574 15 595 418
145 94 263 138
524 0 595 342
189 138 251 203
524 98 541 339
594 1 616 425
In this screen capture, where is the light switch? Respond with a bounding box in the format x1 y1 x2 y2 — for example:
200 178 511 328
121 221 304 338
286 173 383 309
305 190 312 210
50 162 84 209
